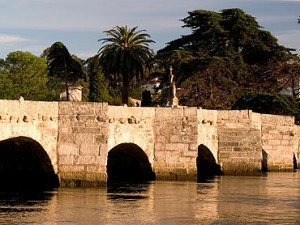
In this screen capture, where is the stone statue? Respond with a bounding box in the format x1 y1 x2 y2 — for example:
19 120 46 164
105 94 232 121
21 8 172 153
167 66 179 107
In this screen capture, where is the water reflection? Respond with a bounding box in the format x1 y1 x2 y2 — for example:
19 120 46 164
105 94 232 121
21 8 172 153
0 190 56 206
107 182 151 200
0 190 57 225
0 174 299 224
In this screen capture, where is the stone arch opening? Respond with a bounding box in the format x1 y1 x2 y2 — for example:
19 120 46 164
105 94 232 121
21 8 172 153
107 143 155 183
0 136 59 191
197 144 223 181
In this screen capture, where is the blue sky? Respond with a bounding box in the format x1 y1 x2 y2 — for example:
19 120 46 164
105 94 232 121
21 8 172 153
0 0 299 59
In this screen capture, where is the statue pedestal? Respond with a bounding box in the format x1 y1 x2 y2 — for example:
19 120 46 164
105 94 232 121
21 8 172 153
167 96 179 107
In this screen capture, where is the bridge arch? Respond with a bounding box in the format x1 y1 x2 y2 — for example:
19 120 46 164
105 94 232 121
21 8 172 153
0 136 59 190
107 143 155 183
197 144 223 181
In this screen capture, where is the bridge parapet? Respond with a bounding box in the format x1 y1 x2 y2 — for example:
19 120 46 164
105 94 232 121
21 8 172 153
0 99 298 186
0 99 58 172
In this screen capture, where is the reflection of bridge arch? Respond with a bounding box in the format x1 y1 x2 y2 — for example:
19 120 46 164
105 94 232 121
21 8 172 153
197 144 223 181
0 136 59 190
107 143 155 183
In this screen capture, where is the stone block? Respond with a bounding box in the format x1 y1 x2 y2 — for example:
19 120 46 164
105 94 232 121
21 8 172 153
58 133 74 143
58 155 74 165
154 143 165 151
73 127 101 134
188 143 198 151
184 107 197 117
98 144 108 156
74 156 97 165
86 165 103 173
154 150 166 160
59 165 85 172
58 143 79 155
166 143 188 152
182 150 197 157
94 102 108 113
155 107 183 118
281 140 291 146
75 133 94 145
182 135 197 143
94 134 107 145
170 135 181 143
268 139 281 146
79 144 99 156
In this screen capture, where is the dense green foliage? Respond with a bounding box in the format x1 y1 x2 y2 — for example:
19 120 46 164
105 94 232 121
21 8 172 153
85 56 113 103
0 51 48 100
154 8 295 111
232 92 299 116
98 26 154 105
46 42 84 82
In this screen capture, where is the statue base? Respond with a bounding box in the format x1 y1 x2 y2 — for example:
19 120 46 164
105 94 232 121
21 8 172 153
167 96 179 107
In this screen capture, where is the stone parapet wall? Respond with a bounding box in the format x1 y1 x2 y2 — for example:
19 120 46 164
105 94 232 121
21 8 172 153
57 102 108 186
0 99 59 172
217 110 262 175
0 99 299 185
261 114 295 171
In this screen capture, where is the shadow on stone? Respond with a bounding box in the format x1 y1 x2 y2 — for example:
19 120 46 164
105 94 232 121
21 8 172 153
197 144 223 182
107 143 155 183
293 153 297 171
0 136 59 191
262 149 268 173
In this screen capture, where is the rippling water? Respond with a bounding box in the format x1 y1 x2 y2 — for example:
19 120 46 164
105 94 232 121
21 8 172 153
0 172 299 224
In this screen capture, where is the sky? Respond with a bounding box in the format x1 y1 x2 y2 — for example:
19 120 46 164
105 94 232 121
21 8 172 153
0 0 299 59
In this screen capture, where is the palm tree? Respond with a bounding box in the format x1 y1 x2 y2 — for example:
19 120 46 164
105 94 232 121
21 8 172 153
98 26 154 105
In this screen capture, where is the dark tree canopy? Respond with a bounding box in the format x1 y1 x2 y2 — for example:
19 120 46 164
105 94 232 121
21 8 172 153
232 92 299 116
155 8 295 110
45 42 85 101
46 42 84 83
85 56 112 103
159 8 289 65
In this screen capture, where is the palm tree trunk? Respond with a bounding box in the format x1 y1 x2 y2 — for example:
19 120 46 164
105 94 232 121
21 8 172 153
122 74 129 105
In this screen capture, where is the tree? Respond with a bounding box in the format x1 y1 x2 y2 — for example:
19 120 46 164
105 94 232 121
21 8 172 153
0 51 48 100
178 57 239 108
155 8 293 109
232 91 299 116
45 42 85 101
98 26 154 105
159 8 289 65
85 56 112 103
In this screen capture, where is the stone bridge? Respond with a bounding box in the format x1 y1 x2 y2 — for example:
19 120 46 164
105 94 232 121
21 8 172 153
0 99 298 187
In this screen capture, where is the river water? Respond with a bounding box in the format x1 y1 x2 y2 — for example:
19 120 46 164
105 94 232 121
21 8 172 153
0 172 299 225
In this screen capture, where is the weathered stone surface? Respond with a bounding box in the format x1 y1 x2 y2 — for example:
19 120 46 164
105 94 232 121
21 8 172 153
0 100 299 186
